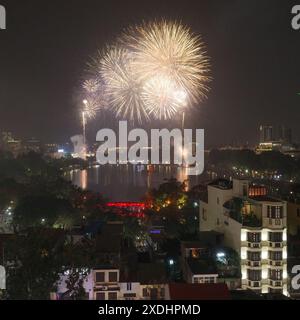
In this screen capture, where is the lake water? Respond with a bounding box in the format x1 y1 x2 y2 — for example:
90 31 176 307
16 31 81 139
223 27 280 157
66 164 207 201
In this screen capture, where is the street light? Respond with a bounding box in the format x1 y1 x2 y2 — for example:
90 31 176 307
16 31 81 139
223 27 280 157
169 259 174 266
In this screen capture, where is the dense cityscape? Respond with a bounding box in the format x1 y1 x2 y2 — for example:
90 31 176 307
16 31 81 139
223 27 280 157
1 0 300 310
1 124 300 300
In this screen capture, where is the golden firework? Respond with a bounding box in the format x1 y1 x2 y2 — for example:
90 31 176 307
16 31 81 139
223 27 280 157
142 75 187 120
99 47 149 123
123 20 210 106
85 20 210 122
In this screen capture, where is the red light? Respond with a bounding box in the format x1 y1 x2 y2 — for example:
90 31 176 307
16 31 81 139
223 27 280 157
106 202 146 209
106 202 146 218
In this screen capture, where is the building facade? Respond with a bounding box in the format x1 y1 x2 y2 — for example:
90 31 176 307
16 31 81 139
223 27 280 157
199 178 288 295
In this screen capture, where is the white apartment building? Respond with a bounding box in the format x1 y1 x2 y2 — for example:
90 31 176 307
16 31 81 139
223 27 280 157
54 267 166 300
199 178 288 295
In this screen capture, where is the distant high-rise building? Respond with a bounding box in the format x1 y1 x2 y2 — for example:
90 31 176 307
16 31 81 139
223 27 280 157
259 125 273 143
0 131 23 156
278 125 292 144
1 131 13 144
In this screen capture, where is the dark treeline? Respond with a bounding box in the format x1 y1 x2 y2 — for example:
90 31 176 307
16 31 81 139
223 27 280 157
208 149 299 176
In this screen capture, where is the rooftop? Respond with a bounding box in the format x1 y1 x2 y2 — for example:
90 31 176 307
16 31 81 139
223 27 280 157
249 196 282 203
208 179 232 190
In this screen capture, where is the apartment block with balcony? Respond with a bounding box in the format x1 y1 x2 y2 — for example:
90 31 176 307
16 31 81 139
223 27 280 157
240 198 287 295
199 178 288 295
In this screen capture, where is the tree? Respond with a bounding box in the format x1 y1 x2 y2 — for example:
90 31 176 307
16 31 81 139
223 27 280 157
5 228 66 300
13 195 76 229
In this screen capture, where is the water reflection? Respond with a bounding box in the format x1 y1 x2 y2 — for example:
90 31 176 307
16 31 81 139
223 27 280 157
66 164 204 201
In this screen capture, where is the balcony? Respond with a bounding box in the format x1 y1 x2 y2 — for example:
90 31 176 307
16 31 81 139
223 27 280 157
268 279 283 288
269 242 283 248
268 260 283 267
247 280 261 288
247 242 261 249
94 285 120 291
247 260 261 268
264 218 285 228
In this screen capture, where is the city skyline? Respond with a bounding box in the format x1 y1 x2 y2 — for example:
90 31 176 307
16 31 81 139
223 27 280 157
0 0 299 145
1 1 300 304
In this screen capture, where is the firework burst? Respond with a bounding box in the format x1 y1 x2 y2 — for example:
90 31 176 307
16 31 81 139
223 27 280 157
99 47 149 123
142 75 187 120
123 20 210 106
85 20 210 122
83 78 100 94
82 78 107 119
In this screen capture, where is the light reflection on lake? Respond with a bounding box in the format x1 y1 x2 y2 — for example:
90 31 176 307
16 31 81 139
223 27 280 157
66 164 206 201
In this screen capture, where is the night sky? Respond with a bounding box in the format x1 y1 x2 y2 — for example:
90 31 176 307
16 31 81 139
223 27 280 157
0 0 299 146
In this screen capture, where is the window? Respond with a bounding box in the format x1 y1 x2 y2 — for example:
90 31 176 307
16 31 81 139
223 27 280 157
247 232 261 243
247 251 261 261
247 269 261 281
217 197 220 205
95 272 105 283
108 271 118 282
127 283 132 291
269 251 282 261
191 248 200 258
108 292 118 300
268 232 282 242
194 277 200 284
202 209 207 221
142 288 149 297
269 269 282 281
95 292 105 300
204 277 216 283
267 206 283 219
150 288 158 299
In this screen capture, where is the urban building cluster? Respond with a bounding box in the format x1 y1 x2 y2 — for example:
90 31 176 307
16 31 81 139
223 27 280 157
257 125 300 158
0 126 300 300
0 131 69 158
